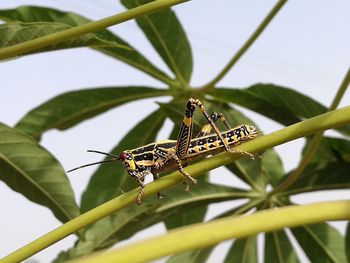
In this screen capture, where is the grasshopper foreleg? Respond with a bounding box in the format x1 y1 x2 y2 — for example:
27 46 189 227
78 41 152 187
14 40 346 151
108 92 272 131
134 171 147 205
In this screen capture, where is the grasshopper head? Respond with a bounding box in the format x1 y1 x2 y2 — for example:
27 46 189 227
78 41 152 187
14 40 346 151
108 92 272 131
118 151 137 173
246 125 261 139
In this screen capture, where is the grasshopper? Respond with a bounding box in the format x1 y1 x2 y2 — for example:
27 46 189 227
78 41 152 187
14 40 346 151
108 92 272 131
68 98 261 205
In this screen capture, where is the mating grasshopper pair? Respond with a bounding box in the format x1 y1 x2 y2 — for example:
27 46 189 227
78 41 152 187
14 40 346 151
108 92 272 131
68 98 261 204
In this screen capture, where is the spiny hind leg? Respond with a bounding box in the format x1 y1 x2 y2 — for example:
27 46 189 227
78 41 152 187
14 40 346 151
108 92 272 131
176 98 231 159
186 99 236 154
169 152 197 190
189 100 254 158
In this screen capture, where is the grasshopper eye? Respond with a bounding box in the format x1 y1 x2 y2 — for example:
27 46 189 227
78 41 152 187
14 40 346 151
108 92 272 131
118 151 128 161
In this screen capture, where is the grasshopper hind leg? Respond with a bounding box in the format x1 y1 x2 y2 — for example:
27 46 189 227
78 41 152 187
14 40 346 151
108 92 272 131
170 152 197 190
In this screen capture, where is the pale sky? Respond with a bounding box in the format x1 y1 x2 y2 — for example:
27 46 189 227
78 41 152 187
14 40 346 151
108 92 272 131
0 0 349 262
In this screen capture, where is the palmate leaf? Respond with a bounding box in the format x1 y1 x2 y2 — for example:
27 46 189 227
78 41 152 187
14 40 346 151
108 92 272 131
303 136 350 164
223 236 257 263
264 230 298 263
0 122 79 223
80 109 166 212
260 148 284 186
209 84 350 136
121 0 193 84
15 86 169 138
0 6 172 83
55 183 248 262
291 223 347 263
0 22 126 56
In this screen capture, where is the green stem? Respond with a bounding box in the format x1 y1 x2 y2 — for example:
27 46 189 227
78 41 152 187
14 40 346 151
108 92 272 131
272 67 350 193
0 0 189 60
72 200 350 263
1 106 349 263
200 0 287 91
329 67 350 110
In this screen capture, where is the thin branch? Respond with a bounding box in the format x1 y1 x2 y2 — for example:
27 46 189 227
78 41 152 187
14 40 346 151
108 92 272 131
272 67 350 193
73 200 350 263
1 105 350 263
200 0 287 91
0 0 189 60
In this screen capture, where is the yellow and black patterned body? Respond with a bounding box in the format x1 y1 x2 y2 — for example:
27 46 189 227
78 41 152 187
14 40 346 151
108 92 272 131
118 123 260 201
186 124 259 158
123 124 259 174
69 98 261 205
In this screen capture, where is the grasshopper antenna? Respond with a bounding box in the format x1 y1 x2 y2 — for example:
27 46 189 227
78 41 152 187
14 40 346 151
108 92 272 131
66 150 119 173
87 150 119 158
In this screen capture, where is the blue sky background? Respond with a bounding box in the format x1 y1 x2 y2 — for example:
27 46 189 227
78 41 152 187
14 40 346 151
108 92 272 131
0 0 349 262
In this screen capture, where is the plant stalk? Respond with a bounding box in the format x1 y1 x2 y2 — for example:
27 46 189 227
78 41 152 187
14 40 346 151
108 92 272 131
72 200 350 263
272 67 350 193
0 0 189 60
201 0 287 91
1 105 349 263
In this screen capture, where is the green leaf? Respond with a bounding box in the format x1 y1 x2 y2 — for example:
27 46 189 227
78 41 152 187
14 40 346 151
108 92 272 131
304 136 350 164
80 109 166 212
223 237 257 263
0 6 89 24
283 161 350 196
227 148 284 190
225 157 263 189
209 84 350 136
0 6 172 83
15 86 169 138
0 122 79 223
291 223 347 263
264 230 298 263
121 0 193 84
346 223 350 262
0 22 126 56
166 247 214 263
261 148 284 186
57 183 247 261
164 173 208 230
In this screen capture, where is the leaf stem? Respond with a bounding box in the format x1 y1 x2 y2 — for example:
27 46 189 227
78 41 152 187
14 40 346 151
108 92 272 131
72 200 350 263
200 0 287 91
0 0 189 60
1 105 350 263
272 67 350 194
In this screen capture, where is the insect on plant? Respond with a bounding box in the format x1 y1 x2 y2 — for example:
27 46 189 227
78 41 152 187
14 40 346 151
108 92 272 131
68 98 261 205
